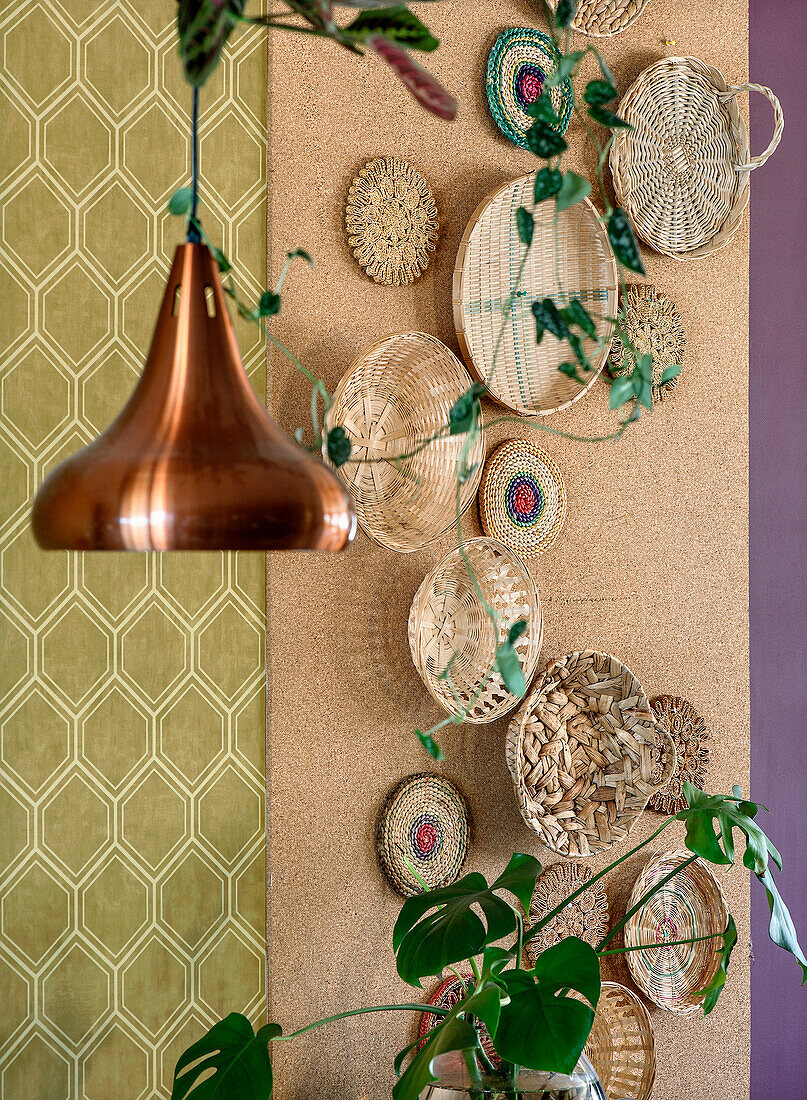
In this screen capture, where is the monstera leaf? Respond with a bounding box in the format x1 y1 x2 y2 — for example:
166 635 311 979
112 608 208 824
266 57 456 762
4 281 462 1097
696 915 738 1015
170 1013 280 1100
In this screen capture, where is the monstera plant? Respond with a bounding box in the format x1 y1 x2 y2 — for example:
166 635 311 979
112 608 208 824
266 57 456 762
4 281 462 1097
170 784 806 1099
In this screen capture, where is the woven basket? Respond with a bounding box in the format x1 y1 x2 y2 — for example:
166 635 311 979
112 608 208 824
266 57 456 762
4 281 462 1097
625 850 729 1014
408 537 543 724
506 651 676 856
454 175 617 415
524 861 609 963
584 982 656 1100
648 695 710 814
610 56 783 260
478 439 567 557
486 28 573 149
545 0 651 37
325 332 484 553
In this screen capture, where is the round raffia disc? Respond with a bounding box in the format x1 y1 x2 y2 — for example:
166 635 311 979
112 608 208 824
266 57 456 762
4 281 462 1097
524 862 609 964
486 28 572 149
545 0 652 37
376 774 469 897
649 695 710 813
608 284 685 404
478 439 567 557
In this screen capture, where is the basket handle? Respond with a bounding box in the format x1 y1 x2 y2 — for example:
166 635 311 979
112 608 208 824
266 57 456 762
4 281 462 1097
719 82 784 171
648 728 677 794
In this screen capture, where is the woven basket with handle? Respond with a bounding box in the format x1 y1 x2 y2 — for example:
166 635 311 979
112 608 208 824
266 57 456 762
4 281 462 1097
610 56 783 260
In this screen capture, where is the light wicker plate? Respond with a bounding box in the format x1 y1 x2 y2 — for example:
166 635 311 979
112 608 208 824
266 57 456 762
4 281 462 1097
584 982 656 1100
610 56 783 260
453 176 617 415
408 537 543 724
625 850 729 1014
545 0 651 37
478 439 567 557
506 651 676 856
524 862 609 964
325 332 484 553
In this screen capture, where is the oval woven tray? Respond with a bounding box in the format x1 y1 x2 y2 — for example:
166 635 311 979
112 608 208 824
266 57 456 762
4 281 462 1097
625 850 729 1014
478 439 567 557
525 861 609 963
376 773 469 897
610 56 783 260
649 695 710 814
506 651 675 856
545 0 651 37
408 537 543 724
454 175 617 415
326 332 484 553
486 28 572 149
584 982 656 1100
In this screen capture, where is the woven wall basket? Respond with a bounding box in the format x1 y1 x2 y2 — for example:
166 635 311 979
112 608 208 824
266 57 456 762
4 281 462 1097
486 28 573 149
625 850 729 1014
478 438 567 557
545 0 651 37
325 332 484 553
583 982 656 1100
408 537 542 724
506 651 676 856
610 56 783 260
454 175 617 415
524 861 609 963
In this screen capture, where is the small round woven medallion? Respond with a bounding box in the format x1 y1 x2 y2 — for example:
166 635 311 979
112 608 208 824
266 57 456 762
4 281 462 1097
525 862 609 964
486 29 572 149
479 440 567 557
345 157 438 285
649 695 710 814
376 774 469 897
608 284 685 404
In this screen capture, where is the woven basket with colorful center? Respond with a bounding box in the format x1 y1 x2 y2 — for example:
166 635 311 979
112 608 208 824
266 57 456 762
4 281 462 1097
486 28 572 149
376 774 469 897
479 439 567 557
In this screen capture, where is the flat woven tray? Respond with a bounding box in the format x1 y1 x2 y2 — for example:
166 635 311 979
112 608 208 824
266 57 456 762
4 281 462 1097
376 773 469 897
325 332 484 553
524 861 609 963
648 695 710 814
506 651 675 856
478 439 567 557
584 982 656 1100
610 56 783 260
454 175 617 415
486 28 572 149
545 0 651 37
625 850 729 1014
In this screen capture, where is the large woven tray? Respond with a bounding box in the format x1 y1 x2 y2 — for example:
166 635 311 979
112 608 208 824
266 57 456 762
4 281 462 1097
584 982 656 1100
453 175 617 415
610 56 783 260
506 651 675 856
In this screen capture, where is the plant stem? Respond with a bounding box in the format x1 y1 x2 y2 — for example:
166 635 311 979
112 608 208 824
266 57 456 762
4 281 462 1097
271 1002 448 1042
597 855 699 950
598 929 724 957
188 87 201 243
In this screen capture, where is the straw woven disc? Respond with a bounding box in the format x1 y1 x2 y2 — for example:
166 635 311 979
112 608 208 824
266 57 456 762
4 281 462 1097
345 157 437 285
486 28 572 149
625 850 729 1014
608 284 685 404
649 695 710 814
376 774 469 897
479 439 567 557
454 175 617 415
545 0 651 37
524 862 609 963
583 982 656 1100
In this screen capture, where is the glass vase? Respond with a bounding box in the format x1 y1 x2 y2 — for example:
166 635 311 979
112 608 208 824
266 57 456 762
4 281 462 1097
421 1051 609 1100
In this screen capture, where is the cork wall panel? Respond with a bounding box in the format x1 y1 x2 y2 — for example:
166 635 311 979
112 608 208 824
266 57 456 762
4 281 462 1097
266 2 750 1099
0 3 268 1096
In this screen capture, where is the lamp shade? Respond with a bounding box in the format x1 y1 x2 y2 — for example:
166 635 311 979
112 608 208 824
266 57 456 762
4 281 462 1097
32 244 357 551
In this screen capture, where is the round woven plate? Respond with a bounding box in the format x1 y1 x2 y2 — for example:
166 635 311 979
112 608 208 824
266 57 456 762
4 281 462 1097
649 695 710 814
608 284 685 404
345 157 438 285
454 175 617 415
525 862 609 964
479 439 567 557
409 537 543 724
325 332 484 553
376 774 469 897
486 28 572 149
610 57 783 259
625 850 729 1014
584 982 656 1100
506 651 676 857
545 0 651 37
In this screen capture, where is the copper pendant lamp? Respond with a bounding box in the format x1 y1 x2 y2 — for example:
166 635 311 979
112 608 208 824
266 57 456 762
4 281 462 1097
32 90 356 552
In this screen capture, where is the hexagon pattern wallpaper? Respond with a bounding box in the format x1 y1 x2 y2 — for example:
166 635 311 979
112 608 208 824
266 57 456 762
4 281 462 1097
0 2 268 1096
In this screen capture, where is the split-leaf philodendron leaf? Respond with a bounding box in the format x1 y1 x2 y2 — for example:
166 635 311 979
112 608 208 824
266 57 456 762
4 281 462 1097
170 1013 280 1100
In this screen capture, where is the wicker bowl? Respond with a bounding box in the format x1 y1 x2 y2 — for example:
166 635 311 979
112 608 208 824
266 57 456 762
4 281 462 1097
584 982 656 1100
325 332 484 553
408 537 542 724
454 175 617 415
545 0 651 37
610 56 783 260
625 850 729 1014
506 651 676 856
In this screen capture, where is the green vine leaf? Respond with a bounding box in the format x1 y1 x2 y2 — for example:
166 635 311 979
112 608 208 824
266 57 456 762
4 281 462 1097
449 383 485 435
259 290 282 317
561 299 596 338
532 298 569 344
415 729 445 762
696 916 738 1015
287 247 314 267
607 208 645 274
516 206 534 247
170 1012 280 1100
345 4 439 52
554 0 577 28
609 374 634 409
525 119 568 158
525 91 559 126
583 79 617 106
507 619 528 646
591 46 616 89
495 641 526 698
534 166 563 203
588 104 632 129
558 362 586 385
168 186 194 216
546 50 584 86
326 425 352 467
661 363 682 384
556 170 591 213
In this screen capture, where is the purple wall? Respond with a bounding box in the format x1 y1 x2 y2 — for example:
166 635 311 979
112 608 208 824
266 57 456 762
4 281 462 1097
750 1 807 1094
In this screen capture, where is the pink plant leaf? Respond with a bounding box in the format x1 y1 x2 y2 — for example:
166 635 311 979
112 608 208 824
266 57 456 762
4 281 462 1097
368 34 457 120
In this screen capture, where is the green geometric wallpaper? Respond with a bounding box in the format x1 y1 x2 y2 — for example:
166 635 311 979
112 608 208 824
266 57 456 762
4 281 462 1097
0 2 268 1096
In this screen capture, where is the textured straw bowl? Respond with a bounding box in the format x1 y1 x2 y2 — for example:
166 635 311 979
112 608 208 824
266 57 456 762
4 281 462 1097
478 438 567 557
454 175 617 415
610 56 783 260
408 537 542 724
545 0 651 37
625 850 729 1014
584 982 656 1100
506 651 676 856
326 332 484 553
